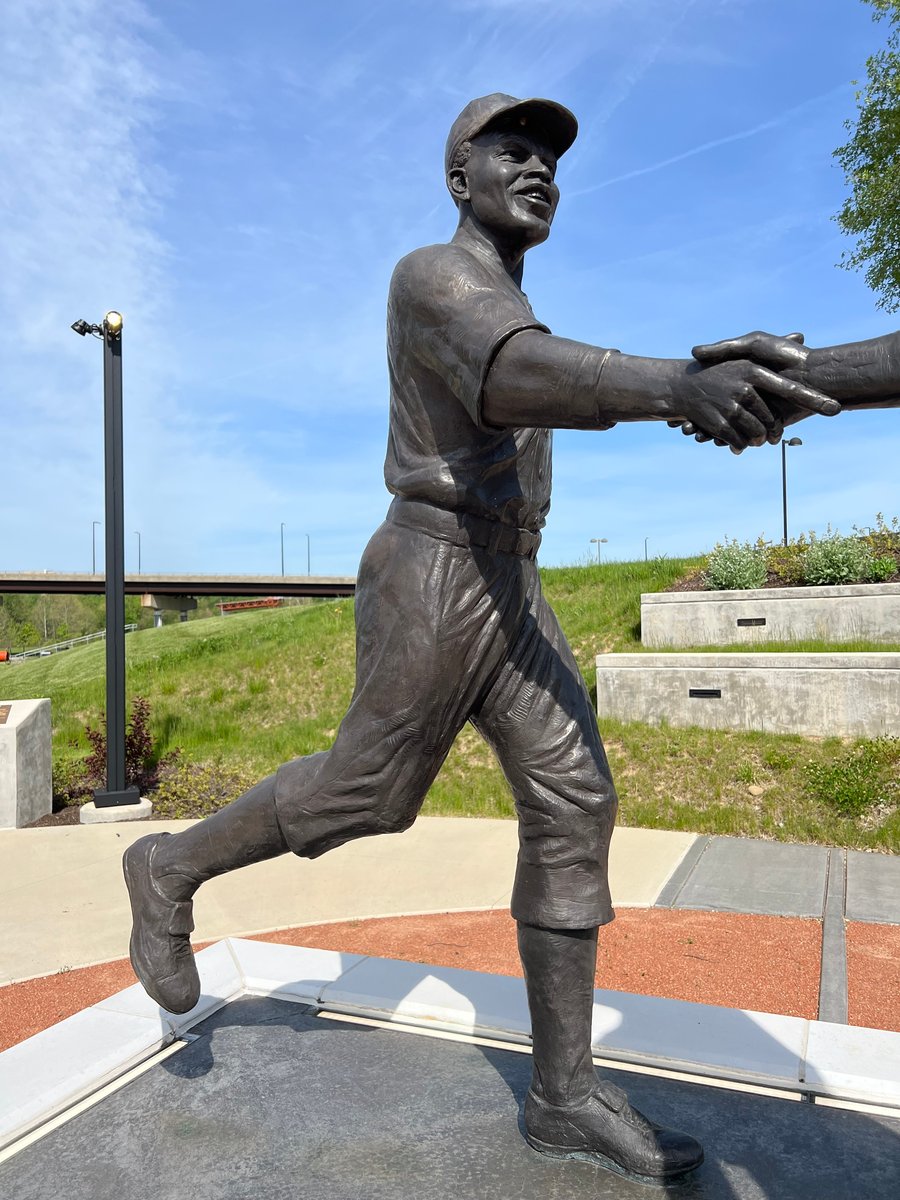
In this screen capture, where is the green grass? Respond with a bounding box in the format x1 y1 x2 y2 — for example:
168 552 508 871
3 558 897 851
2 600 358 774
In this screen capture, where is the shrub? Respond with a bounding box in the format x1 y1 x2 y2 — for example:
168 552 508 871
803 531 873 586
51 758 93 808
150 759 259 820
856 512 900 561
804 737 900 818
766 538 807 586
52 696 174 807
869 554 897 582
703 539 767 590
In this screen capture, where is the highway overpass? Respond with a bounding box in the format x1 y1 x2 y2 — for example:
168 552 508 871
0 573 356 598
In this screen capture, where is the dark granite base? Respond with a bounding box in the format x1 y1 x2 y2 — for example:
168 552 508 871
2 996 899 1199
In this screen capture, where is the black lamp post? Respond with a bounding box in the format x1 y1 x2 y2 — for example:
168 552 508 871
781 437 803 547
72 311 139 807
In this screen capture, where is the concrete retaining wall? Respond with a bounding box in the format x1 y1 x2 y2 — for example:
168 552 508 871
0 698 52 827
641 582 900 649
595 653 900 738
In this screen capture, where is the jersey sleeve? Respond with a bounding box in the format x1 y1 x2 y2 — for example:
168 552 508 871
389 246 549 426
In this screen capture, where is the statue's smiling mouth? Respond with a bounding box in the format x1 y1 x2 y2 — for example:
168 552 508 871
517 185 552 208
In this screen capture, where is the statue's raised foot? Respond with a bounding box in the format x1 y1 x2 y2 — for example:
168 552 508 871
123 832 200 1014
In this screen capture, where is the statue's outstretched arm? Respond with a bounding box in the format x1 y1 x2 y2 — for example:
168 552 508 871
484 329 838 452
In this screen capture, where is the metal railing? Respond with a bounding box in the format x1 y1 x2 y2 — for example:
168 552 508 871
7 624 138 663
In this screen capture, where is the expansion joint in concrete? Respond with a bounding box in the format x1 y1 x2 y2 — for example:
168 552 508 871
654 836 710 908
818 848 848 1026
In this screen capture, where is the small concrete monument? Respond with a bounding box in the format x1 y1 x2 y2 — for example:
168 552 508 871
0 699 51 828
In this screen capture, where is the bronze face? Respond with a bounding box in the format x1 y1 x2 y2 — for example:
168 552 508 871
453 127 559 254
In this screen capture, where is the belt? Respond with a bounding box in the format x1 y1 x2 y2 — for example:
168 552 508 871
388 498 541 560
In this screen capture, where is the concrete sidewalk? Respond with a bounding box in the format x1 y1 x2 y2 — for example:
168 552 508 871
0 819 696 984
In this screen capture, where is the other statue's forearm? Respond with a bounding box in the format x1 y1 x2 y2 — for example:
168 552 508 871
789 333 900 409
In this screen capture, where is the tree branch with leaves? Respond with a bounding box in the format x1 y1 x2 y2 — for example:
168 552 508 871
835 0 900 311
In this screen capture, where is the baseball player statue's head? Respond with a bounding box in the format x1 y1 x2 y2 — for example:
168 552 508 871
445 94 577 275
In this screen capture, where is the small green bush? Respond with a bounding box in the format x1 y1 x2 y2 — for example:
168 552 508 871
705 518 899 592
766 539 807 586
150 759 259 820
52 697 172 807
51 758 93 808
804 737 900 818
803 531 873 586
869 555 897 582
703 539 767 590
857 513 900 561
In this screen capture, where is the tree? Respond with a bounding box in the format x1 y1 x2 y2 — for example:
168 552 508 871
835 0 900 310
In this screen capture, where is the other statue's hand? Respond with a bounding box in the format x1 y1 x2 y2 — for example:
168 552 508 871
669 331 840 450
692 330 811 371
667 357 839 454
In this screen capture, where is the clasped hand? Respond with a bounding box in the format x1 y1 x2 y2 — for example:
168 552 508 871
667 331 840 453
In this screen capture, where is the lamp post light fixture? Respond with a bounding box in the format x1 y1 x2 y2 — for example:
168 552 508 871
92 520 101 574
72 310 139 808
781 437 803 547
590 537 608 564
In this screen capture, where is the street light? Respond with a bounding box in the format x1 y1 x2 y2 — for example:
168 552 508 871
590 537 608 564
92 520 101 574
781 438 803 547
134 531 141 574
280 522 286 577
72 309 138 808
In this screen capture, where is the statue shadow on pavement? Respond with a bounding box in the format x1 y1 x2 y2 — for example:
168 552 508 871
156 964 900 1199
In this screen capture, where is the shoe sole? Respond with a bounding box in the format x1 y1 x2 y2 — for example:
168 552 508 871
525 1132 703 1187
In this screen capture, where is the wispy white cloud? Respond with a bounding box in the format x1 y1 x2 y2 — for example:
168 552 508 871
0 1 345 573
0 0 173 568
450 0 626 11
570 84 850 197
576 0 700 131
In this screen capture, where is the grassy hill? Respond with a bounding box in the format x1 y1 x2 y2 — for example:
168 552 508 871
3 556 898 851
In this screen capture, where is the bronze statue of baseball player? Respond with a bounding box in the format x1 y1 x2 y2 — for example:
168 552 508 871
125 94 839 1184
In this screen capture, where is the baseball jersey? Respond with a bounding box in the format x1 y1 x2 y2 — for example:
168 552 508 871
384 240 553 533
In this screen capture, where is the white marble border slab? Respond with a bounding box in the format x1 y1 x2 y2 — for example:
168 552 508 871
2 937 899 1154
319 953 532 1039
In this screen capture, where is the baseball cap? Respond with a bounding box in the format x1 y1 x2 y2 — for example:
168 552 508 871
444 93 578 175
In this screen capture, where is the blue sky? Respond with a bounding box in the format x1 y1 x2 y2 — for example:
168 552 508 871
2 0 898 576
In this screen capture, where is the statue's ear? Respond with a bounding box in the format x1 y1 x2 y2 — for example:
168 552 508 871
447 167 469 202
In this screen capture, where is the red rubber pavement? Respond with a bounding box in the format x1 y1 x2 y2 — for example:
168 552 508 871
7 906 898 1054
